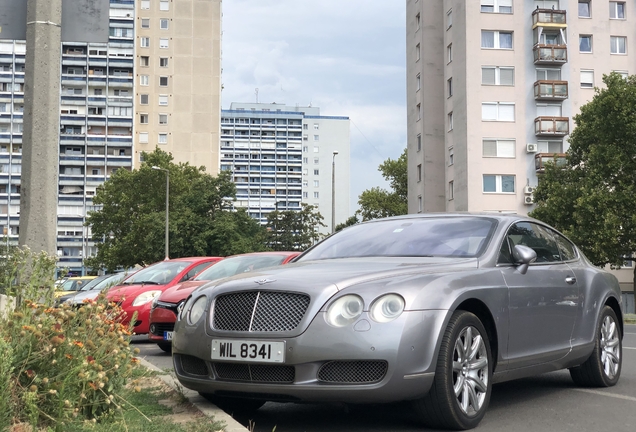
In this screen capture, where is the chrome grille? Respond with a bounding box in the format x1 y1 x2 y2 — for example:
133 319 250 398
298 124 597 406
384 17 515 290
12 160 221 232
179 355 209 376
318 361 388 384
214 363 295 383
213 291 310 332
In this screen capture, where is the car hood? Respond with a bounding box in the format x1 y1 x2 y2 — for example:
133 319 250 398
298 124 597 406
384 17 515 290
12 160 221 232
158 280 207 304
68 289 101 304
106 283 167 301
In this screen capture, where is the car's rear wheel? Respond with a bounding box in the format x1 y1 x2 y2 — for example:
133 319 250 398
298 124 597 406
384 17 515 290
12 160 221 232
413 310 492 430
198 393 265 414
570 305 622 387
157 342 172 353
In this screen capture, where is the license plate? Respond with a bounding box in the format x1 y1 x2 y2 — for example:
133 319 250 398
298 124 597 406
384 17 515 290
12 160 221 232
211 339 285 363
163 331 173 341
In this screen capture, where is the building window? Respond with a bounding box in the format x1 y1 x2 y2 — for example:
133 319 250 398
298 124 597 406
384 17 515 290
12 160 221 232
313 192 319 198
483 175 515 193
158 133 168 144
578 0 591 17
416 43 420 61
418 195 422 213
140 94 149 105
159 76 168 86
140 75 149 86
415 13 420 30
313 146 319 153
482 139 515 158
141 0 150 9
580 70 594 88
313 180 319 187
447 78 453 97
449 181 454 200
482 66 514 85
417 134 422 152
158 95 168 105
159 114 168 125
417 103 421 121
448 147 454 165
303 192 308 198
417 164 422 182
160 0 169 11
313 169 319 175
482 102 515 121
579 35 592 52
140 56 149 67
160 38 169 49
140 37 149 48
610 2 625 19
313 135 319 141
447 44 453 63
303 157 308 163
537 140 563 153
160 19 169 29
448 112 453 131
160 57 169 67
481 31 513 49
416 73 421 91
610 36 626 54
313 123 319 130
481 0 513 14
139 132 149 143
141 18 150 28
536 68 561 80
613 70 629 79
446 9 452 29
139 113 148 124
303 146 308 152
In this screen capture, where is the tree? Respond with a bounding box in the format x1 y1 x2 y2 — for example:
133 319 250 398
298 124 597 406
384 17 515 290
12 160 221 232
357 149 407 221
265 203 326 251
335 215 359 232
85 148 266 271
530 72 636 287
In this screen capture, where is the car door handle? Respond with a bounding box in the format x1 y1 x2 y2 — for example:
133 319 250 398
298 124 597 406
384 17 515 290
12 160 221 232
565 276 576 285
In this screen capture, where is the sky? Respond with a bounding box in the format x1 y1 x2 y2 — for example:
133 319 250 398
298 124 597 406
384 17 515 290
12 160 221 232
220 0 407 213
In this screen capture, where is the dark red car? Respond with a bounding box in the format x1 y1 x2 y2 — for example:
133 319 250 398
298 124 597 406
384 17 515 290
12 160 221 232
148 251 300 351
105 257 222 335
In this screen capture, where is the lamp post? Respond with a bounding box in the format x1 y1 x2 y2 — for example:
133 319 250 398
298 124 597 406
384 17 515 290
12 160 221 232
331 151 339 234
152 166 169 260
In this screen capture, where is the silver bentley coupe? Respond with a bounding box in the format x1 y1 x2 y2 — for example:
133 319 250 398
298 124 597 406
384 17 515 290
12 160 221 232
172 214 623 430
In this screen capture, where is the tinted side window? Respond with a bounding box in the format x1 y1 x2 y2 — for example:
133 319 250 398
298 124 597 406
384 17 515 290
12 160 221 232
505 222 561 263
551 230 577 261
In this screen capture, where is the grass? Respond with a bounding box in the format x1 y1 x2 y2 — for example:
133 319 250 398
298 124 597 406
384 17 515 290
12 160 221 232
625 313 636 324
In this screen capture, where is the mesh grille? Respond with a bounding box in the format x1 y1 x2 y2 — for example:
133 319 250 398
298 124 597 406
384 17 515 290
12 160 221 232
214 363 295 383
213 291 310 332
180 355 208 376
318 361 388 384
150 323 174 336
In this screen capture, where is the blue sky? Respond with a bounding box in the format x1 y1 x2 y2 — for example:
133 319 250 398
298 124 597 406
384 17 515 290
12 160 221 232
221 0 407 213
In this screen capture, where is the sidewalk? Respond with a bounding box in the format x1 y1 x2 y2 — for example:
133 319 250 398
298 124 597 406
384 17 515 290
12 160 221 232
138 357 249 432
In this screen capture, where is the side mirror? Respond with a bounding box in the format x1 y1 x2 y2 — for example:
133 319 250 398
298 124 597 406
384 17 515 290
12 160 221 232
512 244 537 275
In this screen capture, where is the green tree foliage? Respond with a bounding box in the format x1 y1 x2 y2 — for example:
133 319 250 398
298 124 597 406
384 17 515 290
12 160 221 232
265 203 326 251
357 149 408 221
86 148 266 271
335 215 359 232
530 72 636 284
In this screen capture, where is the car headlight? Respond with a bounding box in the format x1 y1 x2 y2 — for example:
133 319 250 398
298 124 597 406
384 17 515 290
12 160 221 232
325 295 364 327
132 290 162 307
188 296 207 325
369 294 405 323
150 295 160 310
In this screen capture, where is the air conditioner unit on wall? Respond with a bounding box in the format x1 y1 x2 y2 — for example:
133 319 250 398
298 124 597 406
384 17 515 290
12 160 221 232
524 195 535 205
526 143 538 153
524 186 535 195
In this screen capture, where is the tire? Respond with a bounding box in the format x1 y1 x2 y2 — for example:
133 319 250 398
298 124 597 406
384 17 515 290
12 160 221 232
157 342 172 353
413 311 492 430
198 393 265 414
570 305 622 387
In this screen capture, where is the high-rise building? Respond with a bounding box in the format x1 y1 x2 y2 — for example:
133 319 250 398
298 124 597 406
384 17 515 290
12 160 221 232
221 103 350 235
0 0 222 275
406 0 634 299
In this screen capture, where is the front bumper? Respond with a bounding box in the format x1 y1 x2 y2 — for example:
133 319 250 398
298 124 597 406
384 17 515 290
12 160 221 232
116 300 152 335
148 305 177 342
172 309 448 404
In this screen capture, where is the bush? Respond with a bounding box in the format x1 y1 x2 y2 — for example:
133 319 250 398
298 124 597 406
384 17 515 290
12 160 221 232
0 247 141 431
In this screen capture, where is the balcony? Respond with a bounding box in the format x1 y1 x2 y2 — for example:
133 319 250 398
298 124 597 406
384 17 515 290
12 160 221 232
532 9 567 29
534 80 568 101
533 44 567 65
535 153 567 173
535 117 569 136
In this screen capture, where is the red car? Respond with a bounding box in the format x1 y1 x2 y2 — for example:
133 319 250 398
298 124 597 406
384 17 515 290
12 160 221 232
148 251 300 352
105 257 222 335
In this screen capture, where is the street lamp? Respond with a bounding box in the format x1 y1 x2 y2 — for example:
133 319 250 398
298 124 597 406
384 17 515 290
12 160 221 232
151 166 170 260
331 151 339 234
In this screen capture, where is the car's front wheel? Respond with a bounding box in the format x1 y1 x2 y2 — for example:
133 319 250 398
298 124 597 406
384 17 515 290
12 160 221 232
413 310 492 430
570 305 622 387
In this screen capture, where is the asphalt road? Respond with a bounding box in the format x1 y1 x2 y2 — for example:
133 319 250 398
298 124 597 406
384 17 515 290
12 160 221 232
135 324 636 432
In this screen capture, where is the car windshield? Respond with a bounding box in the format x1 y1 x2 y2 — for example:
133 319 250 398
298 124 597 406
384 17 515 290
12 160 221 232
300 217 497 260
122 261 193 285
194 255 288 281
90 272 132 291
58 278 92 292
78 275 110 291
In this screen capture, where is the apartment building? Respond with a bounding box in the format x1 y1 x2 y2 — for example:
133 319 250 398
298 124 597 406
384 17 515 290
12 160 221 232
0 0 222 275
406 0 634 303
221 103 350 235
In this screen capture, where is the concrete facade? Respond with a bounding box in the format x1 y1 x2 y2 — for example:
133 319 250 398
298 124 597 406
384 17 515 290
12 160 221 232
406 0 635 300
221 103 350 235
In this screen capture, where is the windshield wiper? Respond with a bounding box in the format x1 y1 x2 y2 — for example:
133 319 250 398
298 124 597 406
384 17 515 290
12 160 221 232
124 280 160 285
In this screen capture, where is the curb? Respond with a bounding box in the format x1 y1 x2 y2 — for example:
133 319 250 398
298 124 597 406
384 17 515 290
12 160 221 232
138 357 249 432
